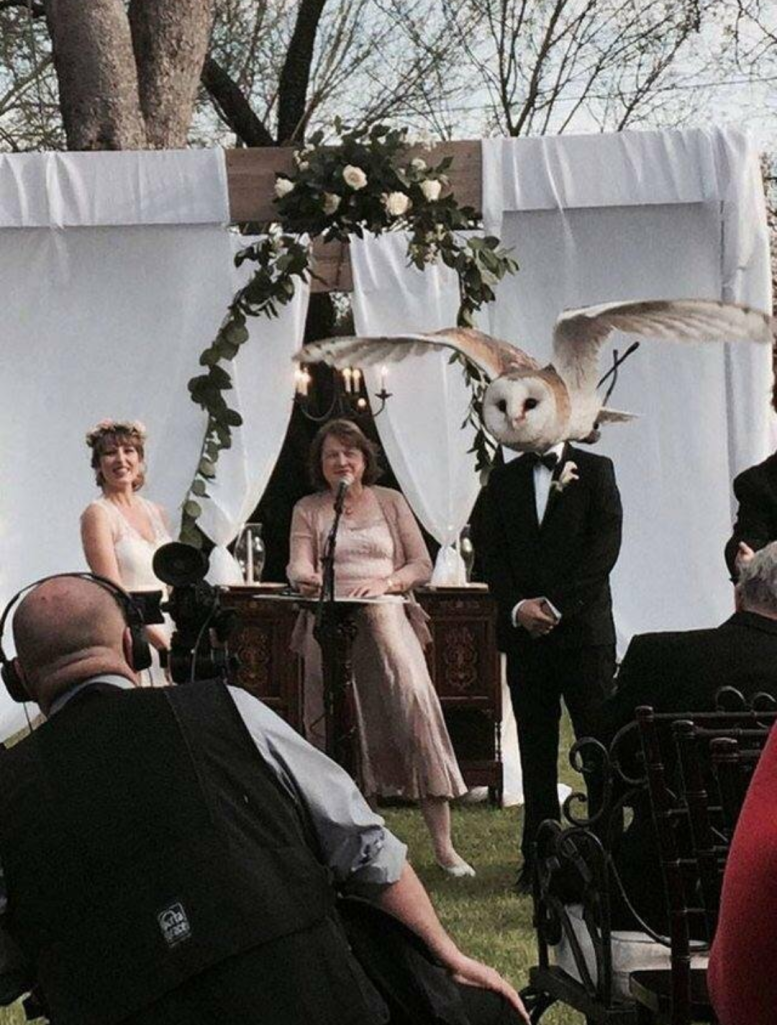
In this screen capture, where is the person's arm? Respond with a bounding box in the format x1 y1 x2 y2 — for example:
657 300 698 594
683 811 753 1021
377 862 529 1021
227 688 528 1021
725 473 772 581
227 687 406 892
389 493 433 591
544 458 622 618
80 504 122 585
287 501 322 596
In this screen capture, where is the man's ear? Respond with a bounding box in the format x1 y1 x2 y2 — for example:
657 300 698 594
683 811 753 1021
122 626 136 670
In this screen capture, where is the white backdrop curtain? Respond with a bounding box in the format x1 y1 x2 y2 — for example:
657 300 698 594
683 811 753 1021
0 151 306 739
482 126 773 649
350 232 483 582
201 236 309 584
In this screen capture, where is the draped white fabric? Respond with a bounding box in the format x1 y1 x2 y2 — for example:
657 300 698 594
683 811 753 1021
201 236 310 585
350 233 483 581
482 127 773 648
0 151 306 739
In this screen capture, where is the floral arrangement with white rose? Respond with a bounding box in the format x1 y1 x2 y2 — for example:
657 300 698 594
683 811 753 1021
180 120 518 547
271 120 517 326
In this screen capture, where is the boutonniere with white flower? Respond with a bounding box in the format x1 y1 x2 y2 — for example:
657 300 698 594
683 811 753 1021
551 460 579 493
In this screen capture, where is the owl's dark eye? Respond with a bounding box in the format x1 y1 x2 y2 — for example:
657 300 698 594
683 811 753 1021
496 399 507 413
524 398 539 411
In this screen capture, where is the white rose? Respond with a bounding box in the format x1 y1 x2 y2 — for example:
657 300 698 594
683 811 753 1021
298 160 310 172
384 191 411 217
420 179 442 202
322 192 341 216
342 165 368 190
274 177 295 199
410 157 427 171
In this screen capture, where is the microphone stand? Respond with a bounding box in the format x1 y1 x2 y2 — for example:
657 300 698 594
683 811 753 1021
314 480 348 636
313 480 358 777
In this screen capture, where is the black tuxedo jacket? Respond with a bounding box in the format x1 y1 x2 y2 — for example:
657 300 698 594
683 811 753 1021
725 451 777 580
479 444 622 652
599 610 777 743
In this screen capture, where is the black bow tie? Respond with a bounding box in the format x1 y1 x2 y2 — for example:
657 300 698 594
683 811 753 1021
523 451 559 472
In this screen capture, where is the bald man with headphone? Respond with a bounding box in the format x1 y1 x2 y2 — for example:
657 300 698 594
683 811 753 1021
0 574 527 1025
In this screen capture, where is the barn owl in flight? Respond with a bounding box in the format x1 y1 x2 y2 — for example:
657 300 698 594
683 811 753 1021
296 299 773 452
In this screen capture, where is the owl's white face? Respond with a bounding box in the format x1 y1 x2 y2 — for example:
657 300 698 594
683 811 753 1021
482 373 564 452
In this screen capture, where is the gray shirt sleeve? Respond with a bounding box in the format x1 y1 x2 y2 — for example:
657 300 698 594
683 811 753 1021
227 686 407 897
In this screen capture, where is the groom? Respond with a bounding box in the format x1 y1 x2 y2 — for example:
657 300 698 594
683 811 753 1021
478 441 622 889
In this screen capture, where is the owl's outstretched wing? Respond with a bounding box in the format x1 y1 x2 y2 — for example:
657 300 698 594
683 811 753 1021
553 298 773 394
296 327 540 381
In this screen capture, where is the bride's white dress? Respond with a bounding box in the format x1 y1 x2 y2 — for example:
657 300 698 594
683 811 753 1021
87 496 173 686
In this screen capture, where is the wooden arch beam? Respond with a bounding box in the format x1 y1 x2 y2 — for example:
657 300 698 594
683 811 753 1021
224 141 483 292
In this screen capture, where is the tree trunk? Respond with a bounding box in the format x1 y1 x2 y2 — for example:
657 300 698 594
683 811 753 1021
129 0 214 149
44 0 147 150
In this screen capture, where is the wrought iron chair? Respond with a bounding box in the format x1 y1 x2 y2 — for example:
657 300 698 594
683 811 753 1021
522 720 675 1024
629 704 777 1025
522 696 777 1025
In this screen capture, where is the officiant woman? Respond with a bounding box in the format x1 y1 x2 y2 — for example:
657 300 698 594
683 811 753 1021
287 418 474 877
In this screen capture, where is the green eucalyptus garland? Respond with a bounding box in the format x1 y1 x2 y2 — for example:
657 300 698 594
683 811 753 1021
180 122 518 544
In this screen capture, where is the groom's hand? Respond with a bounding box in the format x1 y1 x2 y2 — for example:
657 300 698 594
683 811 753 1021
516 598 557 638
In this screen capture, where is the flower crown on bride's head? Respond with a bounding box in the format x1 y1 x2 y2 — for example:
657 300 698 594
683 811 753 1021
85 419 147 448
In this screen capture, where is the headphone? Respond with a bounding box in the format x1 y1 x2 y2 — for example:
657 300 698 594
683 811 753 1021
0 572 152 703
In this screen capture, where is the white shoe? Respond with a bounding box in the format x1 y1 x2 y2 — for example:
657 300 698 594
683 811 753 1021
437 857 476 878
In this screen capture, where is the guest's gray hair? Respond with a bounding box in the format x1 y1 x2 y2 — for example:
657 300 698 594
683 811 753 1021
736 542 777 615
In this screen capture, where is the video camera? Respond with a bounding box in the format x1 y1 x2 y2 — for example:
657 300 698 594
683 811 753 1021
140 542 240 685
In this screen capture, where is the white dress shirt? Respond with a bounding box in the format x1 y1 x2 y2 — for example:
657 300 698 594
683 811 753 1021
510 442 566 628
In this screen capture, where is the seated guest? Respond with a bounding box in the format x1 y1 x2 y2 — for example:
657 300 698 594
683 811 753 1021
595 543 777 932
288 418 474 877
600 541 777 742
724 449 777 581
708 724 777 1025
0 575 527 1025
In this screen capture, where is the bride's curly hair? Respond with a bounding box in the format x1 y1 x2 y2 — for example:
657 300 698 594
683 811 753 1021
86 420 147 491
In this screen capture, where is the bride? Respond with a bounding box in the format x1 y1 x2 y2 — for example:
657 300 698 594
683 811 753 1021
80 419 172 685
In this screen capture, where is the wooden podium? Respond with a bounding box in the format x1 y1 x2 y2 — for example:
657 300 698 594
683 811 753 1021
223 584 503 801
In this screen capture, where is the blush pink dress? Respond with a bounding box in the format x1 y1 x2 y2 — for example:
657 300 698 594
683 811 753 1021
289 488 466 801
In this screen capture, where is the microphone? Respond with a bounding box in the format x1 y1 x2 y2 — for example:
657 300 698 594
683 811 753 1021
334 476 352 514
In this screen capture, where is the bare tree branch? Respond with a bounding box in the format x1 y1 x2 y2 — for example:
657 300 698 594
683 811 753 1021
277 0 328 143
201 55 275 145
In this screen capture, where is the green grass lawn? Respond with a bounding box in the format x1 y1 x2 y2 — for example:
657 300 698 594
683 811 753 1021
0 718 586 1024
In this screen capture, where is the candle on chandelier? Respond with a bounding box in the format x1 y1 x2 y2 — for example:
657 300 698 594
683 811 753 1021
380 365 388 391
352 368 362 392
342 367 353 393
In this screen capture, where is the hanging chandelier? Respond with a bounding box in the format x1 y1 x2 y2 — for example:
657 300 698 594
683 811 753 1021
293 364 392 422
